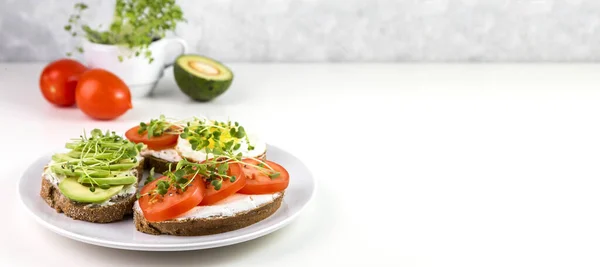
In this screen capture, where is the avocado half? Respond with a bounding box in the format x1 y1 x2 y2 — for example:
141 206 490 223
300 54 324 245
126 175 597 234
173 54 234 101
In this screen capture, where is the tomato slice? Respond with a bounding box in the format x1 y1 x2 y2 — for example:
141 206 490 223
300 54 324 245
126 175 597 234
125 125 179 150
200 162 245 205
238 159 289 194
138 176 205 222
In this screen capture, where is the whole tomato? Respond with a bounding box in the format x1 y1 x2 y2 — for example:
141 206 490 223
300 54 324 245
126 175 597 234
75 69 132 120
39 59 87 106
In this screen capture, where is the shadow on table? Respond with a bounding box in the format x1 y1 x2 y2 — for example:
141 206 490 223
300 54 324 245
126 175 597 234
149 69 262 107
102 226 295 265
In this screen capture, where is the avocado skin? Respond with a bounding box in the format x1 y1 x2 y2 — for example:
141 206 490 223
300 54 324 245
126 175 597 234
173 57 234 102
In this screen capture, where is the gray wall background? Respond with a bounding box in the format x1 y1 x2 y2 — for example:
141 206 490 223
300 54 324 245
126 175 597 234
1 0 600 62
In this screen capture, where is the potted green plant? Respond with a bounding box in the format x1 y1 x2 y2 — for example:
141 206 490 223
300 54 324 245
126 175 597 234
65 0 188 97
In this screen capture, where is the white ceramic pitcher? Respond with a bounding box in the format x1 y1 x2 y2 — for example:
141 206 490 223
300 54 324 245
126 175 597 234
83 38 188 98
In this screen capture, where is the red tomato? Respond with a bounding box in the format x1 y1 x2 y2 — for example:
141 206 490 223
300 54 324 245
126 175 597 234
75 69 132 120
238 159 289 194
39 59 87 106
125 125 179 150
139 176 205 222
200 163 245 205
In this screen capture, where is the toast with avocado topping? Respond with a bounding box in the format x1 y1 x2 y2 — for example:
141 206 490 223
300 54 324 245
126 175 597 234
40 129 145 223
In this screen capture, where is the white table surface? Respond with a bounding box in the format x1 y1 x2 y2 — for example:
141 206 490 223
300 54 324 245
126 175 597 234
2 63 600 266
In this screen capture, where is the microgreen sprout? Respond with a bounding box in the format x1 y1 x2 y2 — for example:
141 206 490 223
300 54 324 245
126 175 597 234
139 157 281 200
144 167 156 185
181 118 254 159
138 115 183 138
50 129 142 192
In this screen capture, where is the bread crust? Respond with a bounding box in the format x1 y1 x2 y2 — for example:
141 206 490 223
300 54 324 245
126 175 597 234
134 192 283 236
39 159 144 223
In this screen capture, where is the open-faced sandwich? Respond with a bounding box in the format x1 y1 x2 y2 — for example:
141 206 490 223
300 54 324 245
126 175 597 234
127 117 289 236
38 117 290 235
125 116 267 173
40 129 144 223
125 115 184 173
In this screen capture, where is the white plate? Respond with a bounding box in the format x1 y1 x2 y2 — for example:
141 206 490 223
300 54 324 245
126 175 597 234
18 145 315 251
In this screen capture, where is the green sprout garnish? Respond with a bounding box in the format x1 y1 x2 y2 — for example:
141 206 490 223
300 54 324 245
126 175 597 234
144 167 156 185
155 180 170 195
138 115 182 138
180 118 253 159
242 157 281 180
138 158 236 200
50 129 142 192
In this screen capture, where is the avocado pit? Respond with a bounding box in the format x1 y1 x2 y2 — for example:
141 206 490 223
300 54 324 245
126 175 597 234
189 61 220 76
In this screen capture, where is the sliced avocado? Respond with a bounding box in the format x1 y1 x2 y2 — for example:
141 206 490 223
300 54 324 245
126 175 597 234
50 165 130 178
94 163 137 171
78 176 137 186
58 177 124 203
174 54 234 101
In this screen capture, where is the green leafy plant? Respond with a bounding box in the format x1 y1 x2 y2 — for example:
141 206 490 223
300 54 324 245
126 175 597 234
65 0 185 63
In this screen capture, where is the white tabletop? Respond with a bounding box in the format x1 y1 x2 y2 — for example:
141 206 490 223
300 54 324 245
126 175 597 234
3 63 600 266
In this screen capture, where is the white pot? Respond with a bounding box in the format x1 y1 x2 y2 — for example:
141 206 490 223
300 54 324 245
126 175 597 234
82 38 188 98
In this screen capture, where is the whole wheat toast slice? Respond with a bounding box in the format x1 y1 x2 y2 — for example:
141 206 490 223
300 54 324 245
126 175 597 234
134 192 283 236
39 159 144 223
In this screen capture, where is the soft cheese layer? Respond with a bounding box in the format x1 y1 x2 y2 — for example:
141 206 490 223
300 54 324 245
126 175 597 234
176 133 267 162
140 148 182 162
134 192 281 220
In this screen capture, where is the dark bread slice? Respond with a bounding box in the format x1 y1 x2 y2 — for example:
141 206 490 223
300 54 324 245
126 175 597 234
134 192 283 236
39 159 144 223
144 155 176 174
143 151 267 175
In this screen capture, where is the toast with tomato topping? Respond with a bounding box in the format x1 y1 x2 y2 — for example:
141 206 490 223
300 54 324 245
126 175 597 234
126 117 268 175
133 158 289 236
126 117 182 174
127 117 287 235
133 192 283 236
142 150 267 175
